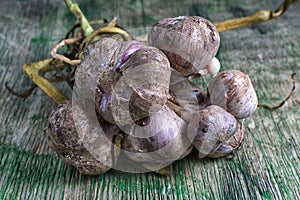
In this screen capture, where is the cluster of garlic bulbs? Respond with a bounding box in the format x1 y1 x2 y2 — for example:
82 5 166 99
45 16 258 175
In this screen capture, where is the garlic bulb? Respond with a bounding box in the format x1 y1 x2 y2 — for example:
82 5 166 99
148 16 220 77
122 105 190 170
45 100 120 175
95 45 171 125
207 69 258 119
189 105 237 158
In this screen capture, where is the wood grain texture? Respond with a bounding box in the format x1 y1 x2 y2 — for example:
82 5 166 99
0 0 299 199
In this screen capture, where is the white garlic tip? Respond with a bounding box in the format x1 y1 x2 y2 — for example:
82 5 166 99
197 57 221 76
206 57 221 75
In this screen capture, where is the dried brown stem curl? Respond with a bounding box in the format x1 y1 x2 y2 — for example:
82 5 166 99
258 73 296 110
5 83 37 98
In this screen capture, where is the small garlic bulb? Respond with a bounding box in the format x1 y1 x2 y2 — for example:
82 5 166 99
207 69 258 119
189 105 237 158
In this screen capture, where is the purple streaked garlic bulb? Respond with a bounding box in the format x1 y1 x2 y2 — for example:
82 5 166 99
188 105 237 157
44 100 120 175
207 69 258 119
148 16 220 77
95 46 171 125
121 105 190 169
207 120 245 158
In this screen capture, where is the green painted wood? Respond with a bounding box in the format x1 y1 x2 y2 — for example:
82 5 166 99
0 0 299 199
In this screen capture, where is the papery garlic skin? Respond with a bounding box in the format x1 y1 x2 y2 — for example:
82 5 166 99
45 100 120 175
207 120 245 158
122 105 190 167
189 105 237 157
148 16 220 77
207 69 258 119
95 46 171 125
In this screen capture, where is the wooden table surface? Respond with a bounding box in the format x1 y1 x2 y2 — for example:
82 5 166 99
0 0 299 199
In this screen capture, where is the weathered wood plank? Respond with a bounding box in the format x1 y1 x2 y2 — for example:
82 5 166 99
0 0 299 199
